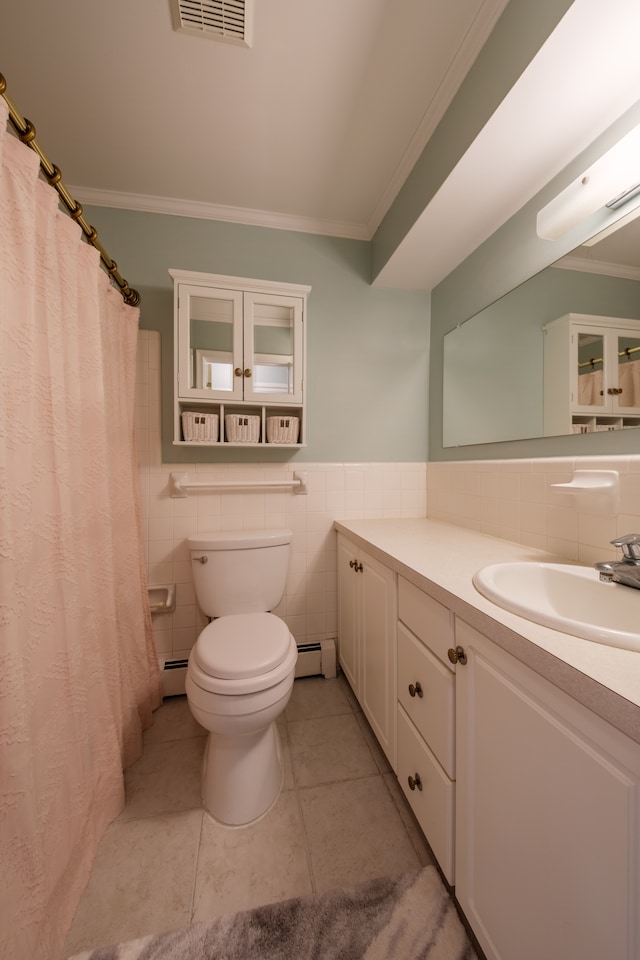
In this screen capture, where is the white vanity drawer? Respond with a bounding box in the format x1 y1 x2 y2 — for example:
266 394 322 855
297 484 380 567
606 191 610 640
397 621 455 778
398 576 455 669
397 704 455 884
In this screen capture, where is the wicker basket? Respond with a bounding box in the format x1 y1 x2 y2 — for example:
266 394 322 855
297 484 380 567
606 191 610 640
266 415 300 444
181 412 219 442
225 414 260 443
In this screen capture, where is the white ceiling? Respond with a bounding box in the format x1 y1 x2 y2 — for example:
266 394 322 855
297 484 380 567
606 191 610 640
0 0 508 239
2 0 640 290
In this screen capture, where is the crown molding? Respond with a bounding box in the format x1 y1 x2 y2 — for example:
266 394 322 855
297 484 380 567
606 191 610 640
70 186 371 241
553 254 640 282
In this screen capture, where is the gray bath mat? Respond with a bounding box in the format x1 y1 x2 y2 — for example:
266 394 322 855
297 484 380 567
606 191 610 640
67 866 477 960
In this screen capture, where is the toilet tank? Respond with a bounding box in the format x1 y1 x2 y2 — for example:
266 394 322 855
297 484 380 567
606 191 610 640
188 529 292 617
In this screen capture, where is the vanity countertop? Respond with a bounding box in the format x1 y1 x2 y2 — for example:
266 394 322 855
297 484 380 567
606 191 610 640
334 517 640 745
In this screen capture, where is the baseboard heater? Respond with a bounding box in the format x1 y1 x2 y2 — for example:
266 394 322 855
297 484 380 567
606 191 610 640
160 637 337 697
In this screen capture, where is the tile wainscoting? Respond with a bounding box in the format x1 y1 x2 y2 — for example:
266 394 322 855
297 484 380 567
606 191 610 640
426 455 640 565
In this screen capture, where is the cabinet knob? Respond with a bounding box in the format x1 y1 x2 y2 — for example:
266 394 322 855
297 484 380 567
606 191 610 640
244 368 252 378
234 367 243 377
447 645 467 665
349 559 363 572
408 773 422 791
408 681 423 698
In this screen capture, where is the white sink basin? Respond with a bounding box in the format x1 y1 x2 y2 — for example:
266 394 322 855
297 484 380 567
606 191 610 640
473 562 640 652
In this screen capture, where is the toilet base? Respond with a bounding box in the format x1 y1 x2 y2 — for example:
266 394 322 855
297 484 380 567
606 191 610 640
201 721 284 826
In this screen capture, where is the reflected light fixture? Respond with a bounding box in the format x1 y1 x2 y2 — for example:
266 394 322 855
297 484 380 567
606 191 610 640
537 121 640 240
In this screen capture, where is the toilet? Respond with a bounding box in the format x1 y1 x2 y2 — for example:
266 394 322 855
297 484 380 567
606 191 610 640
185 529 297 826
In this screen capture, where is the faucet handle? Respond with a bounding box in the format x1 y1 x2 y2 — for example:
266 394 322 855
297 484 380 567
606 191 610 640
610 533 640 561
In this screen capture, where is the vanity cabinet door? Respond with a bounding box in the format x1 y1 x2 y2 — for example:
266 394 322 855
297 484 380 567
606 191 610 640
455 619 640 960
336 534 359 694
359 550 396 768
336 534 397 770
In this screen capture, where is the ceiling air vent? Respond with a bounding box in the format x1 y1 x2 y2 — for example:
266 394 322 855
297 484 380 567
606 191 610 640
171 0 253 47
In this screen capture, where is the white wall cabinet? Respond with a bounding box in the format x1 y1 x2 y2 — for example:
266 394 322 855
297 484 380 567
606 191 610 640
171 269 310 447
543 312 640 435
336 534 397 769
455 618 640 960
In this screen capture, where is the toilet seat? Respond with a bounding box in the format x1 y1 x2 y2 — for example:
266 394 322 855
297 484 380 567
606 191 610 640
189 612 297 696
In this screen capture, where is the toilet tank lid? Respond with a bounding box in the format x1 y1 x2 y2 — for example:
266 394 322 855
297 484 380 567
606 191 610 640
187 528 292 550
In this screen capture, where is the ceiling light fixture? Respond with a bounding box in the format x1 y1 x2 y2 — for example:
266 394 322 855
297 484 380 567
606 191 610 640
537 121 640 240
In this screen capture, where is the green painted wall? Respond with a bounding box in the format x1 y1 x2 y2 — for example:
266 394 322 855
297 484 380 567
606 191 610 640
87 207 430 463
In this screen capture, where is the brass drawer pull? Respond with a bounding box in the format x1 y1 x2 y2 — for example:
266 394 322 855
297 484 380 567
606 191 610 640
408 681 423 698
408 773 423 791
447 645 467 665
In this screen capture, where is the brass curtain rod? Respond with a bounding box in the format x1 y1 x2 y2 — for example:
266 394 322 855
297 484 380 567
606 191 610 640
578 344 640 369
0 72 140 306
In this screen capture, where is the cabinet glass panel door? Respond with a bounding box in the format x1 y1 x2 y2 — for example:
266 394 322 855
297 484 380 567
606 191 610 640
576 332 605 408
177 285 243 400
243 293 303 403
615 334 640 409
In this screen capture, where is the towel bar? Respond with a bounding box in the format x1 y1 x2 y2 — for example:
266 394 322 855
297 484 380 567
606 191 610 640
169 470 308 497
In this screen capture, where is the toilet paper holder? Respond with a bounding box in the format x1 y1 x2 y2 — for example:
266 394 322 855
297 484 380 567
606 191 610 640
148 583 176 614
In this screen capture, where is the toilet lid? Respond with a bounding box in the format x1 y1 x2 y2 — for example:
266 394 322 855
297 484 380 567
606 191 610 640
194 613 291 680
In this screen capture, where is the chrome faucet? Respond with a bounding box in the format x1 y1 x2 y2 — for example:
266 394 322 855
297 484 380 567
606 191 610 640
595 534 640 589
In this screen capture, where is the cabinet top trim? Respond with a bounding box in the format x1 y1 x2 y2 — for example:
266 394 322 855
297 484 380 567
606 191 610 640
169 269 311 298
543 313 640 331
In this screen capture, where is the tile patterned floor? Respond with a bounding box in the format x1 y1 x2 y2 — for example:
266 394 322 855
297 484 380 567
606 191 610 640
63 674 435 957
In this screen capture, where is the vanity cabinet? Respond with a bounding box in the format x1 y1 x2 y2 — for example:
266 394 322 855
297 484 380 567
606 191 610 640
455 619 640 960
396 576 456 883
336 534 397 769
170 269 310 447
543 313 640 435
334 520 640 960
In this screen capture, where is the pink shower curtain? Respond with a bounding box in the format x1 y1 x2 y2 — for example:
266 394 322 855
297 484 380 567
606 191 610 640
0 100 161 960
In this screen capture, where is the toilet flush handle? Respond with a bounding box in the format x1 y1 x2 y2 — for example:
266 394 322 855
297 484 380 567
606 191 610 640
194 555 208 564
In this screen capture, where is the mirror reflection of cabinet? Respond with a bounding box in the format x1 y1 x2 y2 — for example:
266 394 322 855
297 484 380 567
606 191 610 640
171 270 310 446
543 313 640 436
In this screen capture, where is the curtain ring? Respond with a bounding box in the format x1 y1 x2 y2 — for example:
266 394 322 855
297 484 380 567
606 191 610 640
46 164 62 186
19 119 36 145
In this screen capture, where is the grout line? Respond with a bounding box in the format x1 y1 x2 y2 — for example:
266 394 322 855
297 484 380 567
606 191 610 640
284 728 319 896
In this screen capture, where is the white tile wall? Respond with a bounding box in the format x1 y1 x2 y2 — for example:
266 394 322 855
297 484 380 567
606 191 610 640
426 455 640 566
135 331 427 663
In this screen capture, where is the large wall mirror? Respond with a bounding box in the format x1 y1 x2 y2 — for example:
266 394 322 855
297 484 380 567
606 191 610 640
443 214 640 447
